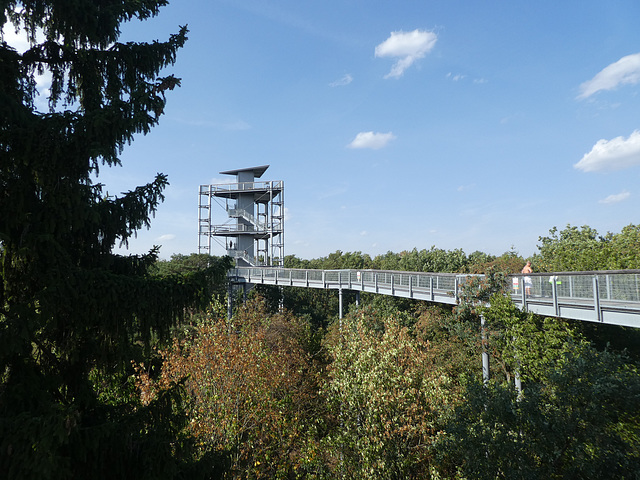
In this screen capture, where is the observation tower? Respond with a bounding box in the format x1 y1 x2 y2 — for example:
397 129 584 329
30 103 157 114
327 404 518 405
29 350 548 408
198 165 284 267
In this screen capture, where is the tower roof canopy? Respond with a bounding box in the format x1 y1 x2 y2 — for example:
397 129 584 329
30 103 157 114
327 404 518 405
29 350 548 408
220 165 270 178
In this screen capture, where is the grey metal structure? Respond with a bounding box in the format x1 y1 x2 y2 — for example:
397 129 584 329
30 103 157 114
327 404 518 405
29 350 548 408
198 165 284 267
229 267 640 328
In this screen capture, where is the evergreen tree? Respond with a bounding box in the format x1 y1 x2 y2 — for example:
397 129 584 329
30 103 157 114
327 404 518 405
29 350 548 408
1 2 228 478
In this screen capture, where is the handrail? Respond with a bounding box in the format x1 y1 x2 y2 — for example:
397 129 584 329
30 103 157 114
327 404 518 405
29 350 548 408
201 181 284 194
227 208 266 229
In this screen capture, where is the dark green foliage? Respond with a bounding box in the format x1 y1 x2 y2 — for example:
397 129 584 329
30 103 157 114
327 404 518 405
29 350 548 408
153 253 229 276
153 253 232 312
0 1 229 478
439 345 640 479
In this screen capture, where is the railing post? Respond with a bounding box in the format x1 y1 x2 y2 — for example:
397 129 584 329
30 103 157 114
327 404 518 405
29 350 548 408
593 276 602 322
454 277 459 303
569 275 573 298
429 277 434 301
552 276 559 316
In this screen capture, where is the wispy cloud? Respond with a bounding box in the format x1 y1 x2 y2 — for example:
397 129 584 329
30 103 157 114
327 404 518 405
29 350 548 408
577 53 640 99
447 72 487 84
457 183 476 192
574 130 640 172
347 131 396 150
375 29 437 79
446 72 466 82
599 190 630 205
330 73 353 87
157 234 176 241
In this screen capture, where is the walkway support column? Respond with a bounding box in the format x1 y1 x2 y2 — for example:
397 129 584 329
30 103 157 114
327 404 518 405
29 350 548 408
339 288 343 320
481 315 490 384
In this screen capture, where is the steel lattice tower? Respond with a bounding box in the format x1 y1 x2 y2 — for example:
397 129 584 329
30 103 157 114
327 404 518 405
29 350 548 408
198 165 284 267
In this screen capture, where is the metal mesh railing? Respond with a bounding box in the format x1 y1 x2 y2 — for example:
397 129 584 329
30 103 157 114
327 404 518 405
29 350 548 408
234 267 640 305
231 267 463 297
229 267 640 326
511 271 640 304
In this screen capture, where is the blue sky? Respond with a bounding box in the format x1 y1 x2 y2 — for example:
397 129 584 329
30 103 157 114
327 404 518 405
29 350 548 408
9 1 640 260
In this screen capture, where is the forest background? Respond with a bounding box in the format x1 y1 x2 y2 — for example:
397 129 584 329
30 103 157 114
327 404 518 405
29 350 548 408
2 1 640 479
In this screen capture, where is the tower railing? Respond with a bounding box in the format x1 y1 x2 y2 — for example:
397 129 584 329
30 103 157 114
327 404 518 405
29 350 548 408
203 180 284 194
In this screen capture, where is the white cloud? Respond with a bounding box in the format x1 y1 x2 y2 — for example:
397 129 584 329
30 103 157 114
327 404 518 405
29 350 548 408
157 234 176 241
347 131 396 150
375 29 437 79
599 190 630 205
446 72 466 82
577 53 640 99
329 73 353 87
360 230 368 236
574 130 640 172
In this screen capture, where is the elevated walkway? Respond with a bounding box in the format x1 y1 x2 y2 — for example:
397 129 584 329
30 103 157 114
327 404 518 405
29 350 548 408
229 267 640 328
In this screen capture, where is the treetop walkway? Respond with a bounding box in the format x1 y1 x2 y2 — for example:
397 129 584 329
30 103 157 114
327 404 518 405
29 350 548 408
229 267 640 328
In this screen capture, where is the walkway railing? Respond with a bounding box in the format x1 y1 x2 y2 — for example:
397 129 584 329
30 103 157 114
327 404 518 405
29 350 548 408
229 267 640 328
511 270 640 328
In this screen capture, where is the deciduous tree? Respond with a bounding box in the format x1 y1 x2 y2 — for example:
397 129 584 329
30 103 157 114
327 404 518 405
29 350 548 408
139 296 319 479
438 345 640 479
322 309 459 478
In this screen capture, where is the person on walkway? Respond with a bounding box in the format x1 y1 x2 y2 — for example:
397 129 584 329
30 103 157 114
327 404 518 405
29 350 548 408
522 261 533 295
